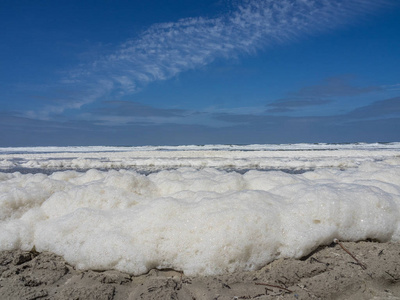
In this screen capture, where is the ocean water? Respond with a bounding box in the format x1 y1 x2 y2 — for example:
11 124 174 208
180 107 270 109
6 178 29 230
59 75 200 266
0 143 400 276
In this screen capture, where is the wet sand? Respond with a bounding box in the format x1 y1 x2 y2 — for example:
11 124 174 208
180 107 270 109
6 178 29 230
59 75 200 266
1 241 399 300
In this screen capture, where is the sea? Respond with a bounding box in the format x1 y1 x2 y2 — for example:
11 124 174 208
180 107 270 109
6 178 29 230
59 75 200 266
0 142 399 276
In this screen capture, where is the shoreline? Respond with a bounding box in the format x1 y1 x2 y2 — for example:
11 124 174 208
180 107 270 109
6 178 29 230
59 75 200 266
1 241 399 299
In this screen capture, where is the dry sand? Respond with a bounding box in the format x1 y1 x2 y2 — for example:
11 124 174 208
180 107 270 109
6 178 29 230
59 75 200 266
1 241 400 300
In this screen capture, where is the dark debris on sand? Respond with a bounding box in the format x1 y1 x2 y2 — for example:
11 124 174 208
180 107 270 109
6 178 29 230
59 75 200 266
1 241 400 300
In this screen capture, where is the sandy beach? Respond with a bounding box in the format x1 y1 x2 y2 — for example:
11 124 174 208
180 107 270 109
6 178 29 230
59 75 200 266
1 240 399 300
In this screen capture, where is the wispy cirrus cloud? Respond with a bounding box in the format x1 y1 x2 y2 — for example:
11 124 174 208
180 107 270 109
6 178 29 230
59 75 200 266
347 97 400 119
267 98 332 113
80 101 229 127
93 101 187 118
32 0 392 119
291 76 382 98
4 96 399 146
217 96 400 125
382 83 400 91
25 80 115 120
91 0 388 92
267 76 382 113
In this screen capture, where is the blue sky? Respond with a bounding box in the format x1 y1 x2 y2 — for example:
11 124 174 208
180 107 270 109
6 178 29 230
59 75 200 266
1 0 399 146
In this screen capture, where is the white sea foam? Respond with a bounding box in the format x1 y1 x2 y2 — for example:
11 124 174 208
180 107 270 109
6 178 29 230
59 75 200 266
0 144 400 276
1 142 400 154
0 143 399 172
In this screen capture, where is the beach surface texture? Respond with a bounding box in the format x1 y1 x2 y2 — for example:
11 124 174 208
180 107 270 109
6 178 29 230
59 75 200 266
1 241 400 299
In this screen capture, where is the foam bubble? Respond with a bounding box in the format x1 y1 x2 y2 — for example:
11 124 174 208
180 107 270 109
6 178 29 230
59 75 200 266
1 157 400 276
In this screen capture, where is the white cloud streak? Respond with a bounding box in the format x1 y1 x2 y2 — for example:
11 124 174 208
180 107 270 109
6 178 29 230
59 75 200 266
37 0 391 120
95 0 381 91
26 80 114 120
